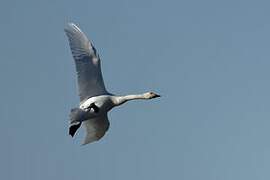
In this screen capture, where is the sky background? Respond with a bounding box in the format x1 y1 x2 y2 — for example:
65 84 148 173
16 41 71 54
1 0 270 179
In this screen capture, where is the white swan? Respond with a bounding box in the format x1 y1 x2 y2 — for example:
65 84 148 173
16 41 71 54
64 23 160 145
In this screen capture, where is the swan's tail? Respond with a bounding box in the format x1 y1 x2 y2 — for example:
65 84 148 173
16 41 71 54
69 108 86 123
69 108 87 137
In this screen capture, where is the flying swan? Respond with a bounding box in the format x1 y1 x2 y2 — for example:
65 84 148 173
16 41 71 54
64 23 160 145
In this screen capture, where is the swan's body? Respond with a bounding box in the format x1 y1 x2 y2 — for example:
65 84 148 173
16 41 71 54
65 23 160 145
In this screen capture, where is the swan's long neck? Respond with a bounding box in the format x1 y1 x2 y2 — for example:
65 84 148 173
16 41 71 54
113 94 147 106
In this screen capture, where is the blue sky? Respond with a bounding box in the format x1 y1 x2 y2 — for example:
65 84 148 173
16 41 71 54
1 0 270 179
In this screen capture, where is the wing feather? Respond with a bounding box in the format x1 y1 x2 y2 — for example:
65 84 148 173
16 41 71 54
82 114 110 145
64 23 108 102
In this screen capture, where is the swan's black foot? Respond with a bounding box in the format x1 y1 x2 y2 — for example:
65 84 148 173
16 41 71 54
69 121 82 137
87 103 99 113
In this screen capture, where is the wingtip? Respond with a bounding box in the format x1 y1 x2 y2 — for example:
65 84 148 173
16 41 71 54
66 22 76 27
81 140 92 146
64 22 82 33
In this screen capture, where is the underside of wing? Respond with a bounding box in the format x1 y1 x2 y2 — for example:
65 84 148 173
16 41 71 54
82 114 110 145
64 23 108 102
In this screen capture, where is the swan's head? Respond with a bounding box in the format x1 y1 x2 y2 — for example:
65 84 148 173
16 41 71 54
144 92 161 99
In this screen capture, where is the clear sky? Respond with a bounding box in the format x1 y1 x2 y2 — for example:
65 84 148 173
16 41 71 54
1 0 270 179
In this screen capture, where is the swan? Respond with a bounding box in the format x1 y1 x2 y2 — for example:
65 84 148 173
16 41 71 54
64 23 160 145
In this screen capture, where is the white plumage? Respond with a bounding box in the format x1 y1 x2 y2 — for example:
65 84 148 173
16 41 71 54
65 23 160 145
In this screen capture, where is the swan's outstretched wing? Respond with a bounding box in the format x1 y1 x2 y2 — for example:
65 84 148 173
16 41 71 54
64 23 108 102
82 114 110 145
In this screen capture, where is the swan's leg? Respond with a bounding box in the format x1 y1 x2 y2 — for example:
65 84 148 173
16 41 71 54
69 121 81 137
87 103 99 113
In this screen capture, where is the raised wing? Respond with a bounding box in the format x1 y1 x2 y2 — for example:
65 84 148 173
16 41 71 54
64 23 108 102
82 114 110 145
